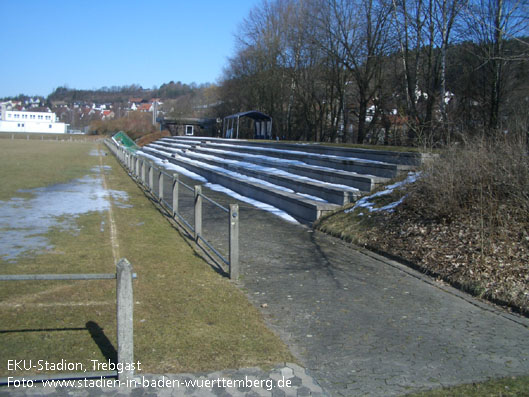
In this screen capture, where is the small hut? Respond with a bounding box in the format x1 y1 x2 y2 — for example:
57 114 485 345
223 111 272 139
160 117 218 137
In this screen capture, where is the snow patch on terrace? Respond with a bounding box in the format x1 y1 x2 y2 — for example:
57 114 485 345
345 173 419 214
149 142 359 194
204 184 299 223
137 150 300 224
153 141 371 185
138 151 207 183
144 146 329 203
191 141 389 165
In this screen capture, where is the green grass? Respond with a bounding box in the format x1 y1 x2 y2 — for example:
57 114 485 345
0 139 292 377
406 376 529 396
0 132 94 141
0 140 99 200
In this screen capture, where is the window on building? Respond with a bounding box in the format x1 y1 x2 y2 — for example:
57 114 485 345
185 125 194 136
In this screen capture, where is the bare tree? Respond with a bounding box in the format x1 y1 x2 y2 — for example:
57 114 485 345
462 0 529 132
320 0 392 143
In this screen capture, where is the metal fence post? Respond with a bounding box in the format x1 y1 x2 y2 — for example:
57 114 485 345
229 204 239 280
116 258 134 382
194 185 202 241
135 157 139 177
149 163 154 192
172 174 179 216
158 170 164 202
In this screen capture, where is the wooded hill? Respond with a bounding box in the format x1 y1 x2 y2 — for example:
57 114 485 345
46 81 204 106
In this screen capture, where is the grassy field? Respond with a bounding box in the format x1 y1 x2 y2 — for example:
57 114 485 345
406 376 529 396
0 132 94 141
0 139 292 377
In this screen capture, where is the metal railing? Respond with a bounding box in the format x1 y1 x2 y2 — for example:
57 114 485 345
0 258 136 384
105 140 240 280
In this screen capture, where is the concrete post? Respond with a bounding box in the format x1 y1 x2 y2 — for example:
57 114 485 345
141 160 146 185
158 171 164 202
149 163 154 192
135 157 140 177
172 174 179 216
116 258 134 382
229 204 240 280
343 191 351 205
194 185 202 241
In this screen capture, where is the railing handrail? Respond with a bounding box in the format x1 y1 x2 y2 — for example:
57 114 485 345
106 139 239 280
0 273 138 281
0 273 115 281
0 258 136 384
200 192 229 213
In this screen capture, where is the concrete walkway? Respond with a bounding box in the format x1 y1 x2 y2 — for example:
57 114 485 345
183 179 529 396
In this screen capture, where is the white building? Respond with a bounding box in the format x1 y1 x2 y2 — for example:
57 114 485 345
0 103 67 133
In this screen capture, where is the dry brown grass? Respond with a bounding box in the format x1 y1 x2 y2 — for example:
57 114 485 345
135 130 171 147
405 136 529 228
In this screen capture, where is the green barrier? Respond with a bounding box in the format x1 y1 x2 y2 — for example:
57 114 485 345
112 131 139 153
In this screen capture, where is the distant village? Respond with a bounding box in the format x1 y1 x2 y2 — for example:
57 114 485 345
0 96 164 134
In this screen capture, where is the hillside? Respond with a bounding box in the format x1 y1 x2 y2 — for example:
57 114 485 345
46 81 199 106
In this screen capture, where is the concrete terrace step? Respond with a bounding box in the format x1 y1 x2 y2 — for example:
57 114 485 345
138 136 420 223
156 139 388 192
141 148 339 223
162 136 405 178
146 143 359 205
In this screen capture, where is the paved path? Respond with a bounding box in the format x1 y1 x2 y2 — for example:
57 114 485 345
175 178 529 396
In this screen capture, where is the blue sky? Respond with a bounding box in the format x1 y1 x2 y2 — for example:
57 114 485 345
0 0 260 98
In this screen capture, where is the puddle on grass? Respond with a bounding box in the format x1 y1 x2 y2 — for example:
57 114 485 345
0 172 130 263
90 165 112 173
89 149 107 157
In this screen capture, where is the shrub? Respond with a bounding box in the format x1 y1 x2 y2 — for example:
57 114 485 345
90 111 159 140
404 135 529 230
